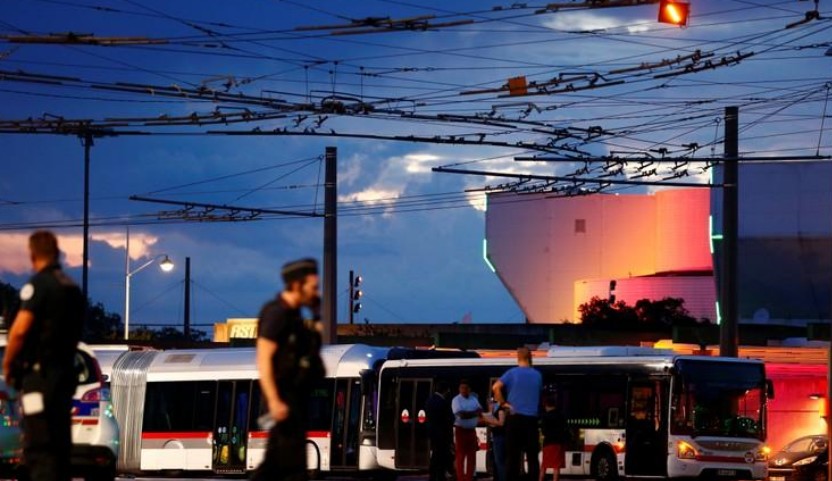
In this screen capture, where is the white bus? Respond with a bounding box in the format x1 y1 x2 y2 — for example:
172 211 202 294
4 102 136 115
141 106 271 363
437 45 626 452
107 344 477 477
377 346 772 481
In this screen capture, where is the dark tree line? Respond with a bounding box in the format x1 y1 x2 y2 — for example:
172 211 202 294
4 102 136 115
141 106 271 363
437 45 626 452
578 296 711 327
0 280 206 342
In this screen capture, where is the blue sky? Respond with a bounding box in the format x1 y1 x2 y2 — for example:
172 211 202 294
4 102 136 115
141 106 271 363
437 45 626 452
0 0 829 330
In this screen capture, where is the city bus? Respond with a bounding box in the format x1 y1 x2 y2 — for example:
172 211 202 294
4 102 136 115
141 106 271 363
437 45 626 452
378 346 771 481
108 344 477 477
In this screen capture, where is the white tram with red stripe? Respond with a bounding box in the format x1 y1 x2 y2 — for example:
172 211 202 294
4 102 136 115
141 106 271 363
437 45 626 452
377 346 772 481
107 344 477 477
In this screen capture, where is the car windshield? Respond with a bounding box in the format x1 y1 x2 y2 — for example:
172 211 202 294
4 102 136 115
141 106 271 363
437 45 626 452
75 351 100 385
780 437 827 455
671 359 766 439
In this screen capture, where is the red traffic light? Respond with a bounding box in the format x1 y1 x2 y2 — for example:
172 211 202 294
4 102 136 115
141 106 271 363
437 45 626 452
658 0 690 26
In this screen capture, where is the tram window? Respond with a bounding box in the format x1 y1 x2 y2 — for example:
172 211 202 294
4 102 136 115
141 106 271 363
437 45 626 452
308 381 334 432
143 381 216 432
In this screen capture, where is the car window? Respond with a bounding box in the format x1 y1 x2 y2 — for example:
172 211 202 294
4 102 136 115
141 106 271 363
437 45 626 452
785 437 817 453
75 351 100 385
812 439 829 453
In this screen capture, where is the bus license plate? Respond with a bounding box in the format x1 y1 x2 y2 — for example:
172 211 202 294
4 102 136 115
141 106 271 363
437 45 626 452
770 477 785 481
717 470 737 477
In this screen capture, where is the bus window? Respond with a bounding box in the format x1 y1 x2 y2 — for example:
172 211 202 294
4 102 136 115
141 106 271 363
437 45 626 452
308 380 334 432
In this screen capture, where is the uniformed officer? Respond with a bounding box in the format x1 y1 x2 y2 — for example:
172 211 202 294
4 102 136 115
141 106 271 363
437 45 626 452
251 258 325 481
2 231 85 481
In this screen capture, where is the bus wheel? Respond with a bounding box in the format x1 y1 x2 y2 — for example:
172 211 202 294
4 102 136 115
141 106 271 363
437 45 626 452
307 468 321 480
591 448 619 481
372 470 398 481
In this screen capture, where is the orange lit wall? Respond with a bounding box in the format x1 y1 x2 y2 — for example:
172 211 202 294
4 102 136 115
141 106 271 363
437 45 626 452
486 189 710 323
766 363 828 452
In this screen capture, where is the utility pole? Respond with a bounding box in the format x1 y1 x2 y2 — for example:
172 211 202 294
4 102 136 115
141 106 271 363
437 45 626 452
322 146 337 344
184 256 191 340
81 131 93 301
719 106 739 357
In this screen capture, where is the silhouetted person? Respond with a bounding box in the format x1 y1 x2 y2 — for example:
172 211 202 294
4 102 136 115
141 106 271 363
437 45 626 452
540 396 569 481
426 381 455 481
252 258 324 481
3 231 84 481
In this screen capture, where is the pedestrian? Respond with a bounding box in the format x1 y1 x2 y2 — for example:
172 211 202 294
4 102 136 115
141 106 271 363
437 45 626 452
483 396 508 481
426 380 455 481
251 258 325 481
2 231 85 481
540 396 569 481
492 347 543 481
452 379 482 481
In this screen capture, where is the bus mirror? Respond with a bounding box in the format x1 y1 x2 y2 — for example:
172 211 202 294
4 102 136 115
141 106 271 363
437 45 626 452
766 380 775 400
360 369 373 395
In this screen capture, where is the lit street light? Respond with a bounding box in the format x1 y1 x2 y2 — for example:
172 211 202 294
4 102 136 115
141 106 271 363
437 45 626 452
124 229 174 340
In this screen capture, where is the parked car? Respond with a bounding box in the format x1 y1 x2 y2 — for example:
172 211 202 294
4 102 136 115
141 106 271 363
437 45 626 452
769 434 828 481
0 334 119 481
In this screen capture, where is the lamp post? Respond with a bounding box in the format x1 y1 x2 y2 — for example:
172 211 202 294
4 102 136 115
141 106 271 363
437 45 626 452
124 232 174 340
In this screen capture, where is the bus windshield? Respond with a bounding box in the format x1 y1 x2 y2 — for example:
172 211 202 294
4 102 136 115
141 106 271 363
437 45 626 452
671 359 765 440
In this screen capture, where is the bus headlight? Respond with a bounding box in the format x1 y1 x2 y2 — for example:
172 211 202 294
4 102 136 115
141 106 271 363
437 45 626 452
755 446 771 461
677 441 698 460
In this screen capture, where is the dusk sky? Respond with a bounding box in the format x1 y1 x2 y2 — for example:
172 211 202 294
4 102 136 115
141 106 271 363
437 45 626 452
1 0 829 330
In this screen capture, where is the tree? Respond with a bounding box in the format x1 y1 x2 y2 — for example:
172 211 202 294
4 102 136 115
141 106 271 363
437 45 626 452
578 296 639 327
579 296 704 328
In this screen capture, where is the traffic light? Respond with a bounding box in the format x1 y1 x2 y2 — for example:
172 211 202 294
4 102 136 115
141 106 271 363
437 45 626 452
349 270 362 324
658 0 690 27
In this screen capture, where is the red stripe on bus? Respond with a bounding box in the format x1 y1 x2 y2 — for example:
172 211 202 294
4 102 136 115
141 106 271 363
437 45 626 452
249 431 331 439
585 444 626 454
142 431 211 440
72 419 99 426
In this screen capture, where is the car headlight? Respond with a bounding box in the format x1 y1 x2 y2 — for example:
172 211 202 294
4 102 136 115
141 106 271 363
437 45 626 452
677 441 698 460
793 456 818 466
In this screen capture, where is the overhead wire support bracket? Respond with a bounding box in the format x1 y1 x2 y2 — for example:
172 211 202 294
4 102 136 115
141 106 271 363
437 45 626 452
129 195 324 219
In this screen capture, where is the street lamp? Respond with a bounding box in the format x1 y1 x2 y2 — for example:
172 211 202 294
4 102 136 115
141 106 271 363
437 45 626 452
124 254 174 340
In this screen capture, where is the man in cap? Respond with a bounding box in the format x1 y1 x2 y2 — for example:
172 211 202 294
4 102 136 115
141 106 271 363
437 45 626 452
252 258 325 481
2 231 84 481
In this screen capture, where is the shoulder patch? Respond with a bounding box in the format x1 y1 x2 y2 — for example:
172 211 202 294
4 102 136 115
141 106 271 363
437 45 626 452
20 283 35 301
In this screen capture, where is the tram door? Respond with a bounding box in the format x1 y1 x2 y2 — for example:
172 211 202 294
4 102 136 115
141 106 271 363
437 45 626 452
624 378 668 477
395 378 432 469
330 378 363 469
213 380 251 474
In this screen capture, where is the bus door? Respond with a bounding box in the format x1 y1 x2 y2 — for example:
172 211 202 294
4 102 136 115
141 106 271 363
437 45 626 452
625 378 668 477
395 378 432 469
330 378 362 469
213 380 251 474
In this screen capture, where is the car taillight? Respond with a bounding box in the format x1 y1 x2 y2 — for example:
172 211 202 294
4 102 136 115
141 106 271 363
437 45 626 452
81 389 101 402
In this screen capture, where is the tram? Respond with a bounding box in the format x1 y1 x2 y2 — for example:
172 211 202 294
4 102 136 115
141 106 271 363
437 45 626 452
107 344 476 477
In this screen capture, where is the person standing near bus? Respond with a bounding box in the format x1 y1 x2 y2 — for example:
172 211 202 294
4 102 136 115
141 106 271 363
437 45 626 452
483 397 508 481
540 396 569 481
493 347 543 481
2 231 84 481
426 381 455 481
252 258 325 481
452 379 482 481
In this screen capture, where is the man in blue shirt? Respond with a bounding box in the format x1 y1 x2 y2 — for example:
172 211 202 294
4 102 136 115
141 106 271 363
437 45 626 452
493 347 542 481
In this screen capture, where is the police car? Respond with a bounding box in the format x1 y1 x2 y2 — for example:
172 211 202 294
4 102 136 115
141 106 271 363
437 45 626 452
0 333 119 481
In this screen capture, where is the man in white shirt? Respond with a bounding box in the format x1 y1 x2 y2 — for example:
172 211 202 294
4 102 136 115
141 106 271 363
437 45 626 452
452 379 482 481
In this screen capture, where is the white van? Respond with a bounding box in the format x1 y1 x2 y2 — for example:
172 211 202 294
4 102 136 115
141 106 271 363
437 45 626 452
0 335 119 481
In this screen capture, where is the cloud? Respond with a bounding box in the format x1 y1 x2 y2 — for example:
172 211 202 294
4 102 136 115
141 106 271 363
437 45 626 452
0 230 161 275
339 187 402 204
403 153 444 174
542 11 653 34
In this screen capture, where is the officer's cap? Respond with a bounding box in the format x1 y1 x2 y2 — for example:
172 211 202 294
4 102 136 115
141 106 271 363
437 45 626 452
281 258 318 284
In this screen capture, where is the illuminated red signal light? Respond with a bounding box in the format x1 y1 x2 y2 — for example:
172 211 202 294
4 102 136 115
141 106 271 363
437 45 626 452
658 0 690 26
